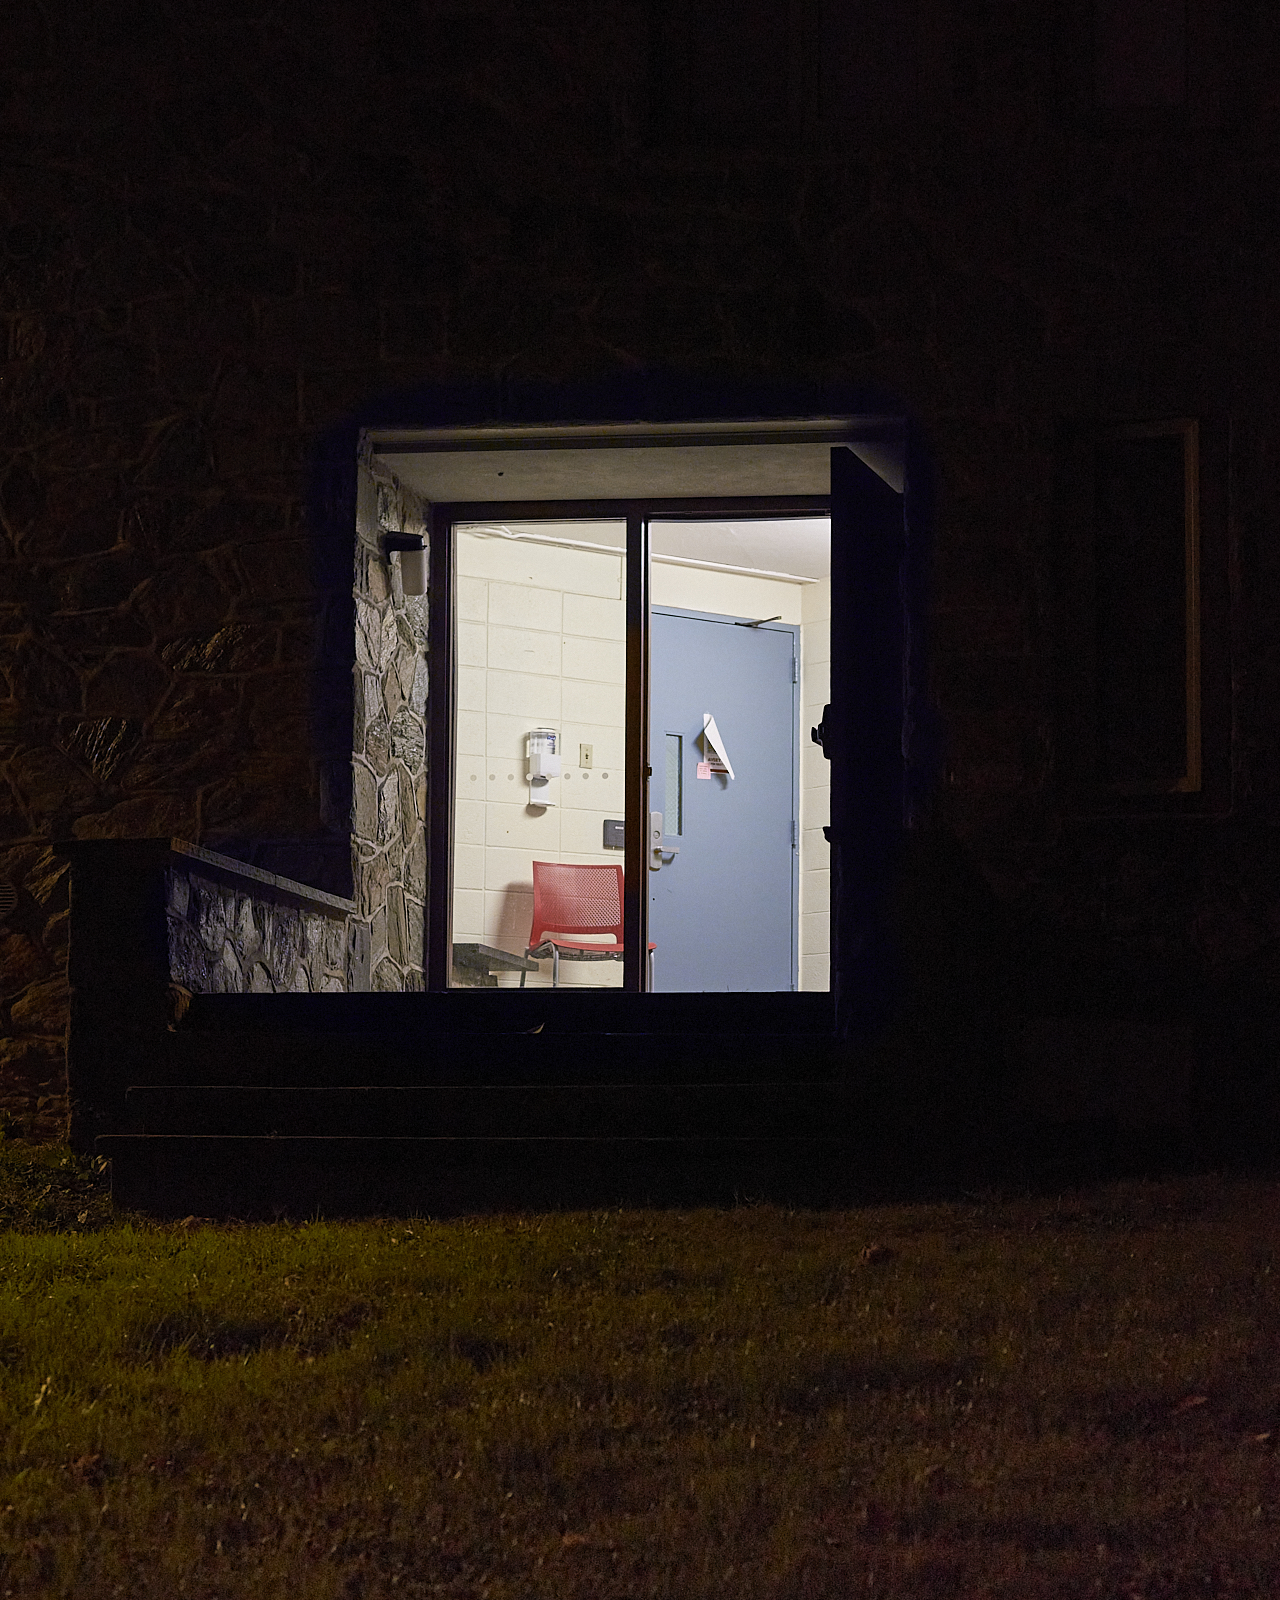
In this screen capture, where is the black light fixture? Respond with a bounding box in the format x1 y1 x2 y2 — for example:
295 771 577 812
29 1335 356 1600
382 532 426 596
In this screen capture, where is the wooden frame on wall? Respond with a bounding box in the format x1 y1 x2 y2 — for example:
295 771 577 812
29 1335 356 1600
1093 418 1201 795
1053 414 1208 808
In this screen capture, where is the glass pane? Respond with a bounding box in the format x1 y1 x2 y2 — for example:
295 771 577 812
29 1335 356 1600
647 517 830 992
450 520 628 989
664 733 682 835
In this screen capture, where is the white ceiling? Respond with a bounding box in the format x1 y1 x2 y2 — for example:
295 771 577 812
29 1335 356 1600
457 518 831 582
650 518 829 580
379 441 835 502
371 416 903 503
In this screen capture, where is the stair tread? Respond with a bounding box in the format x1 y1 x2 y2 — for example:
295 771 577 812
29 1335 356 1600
177 992 836 1037
100 1133 851 1144
127 1081 847 1092
120 1082 858 1138
101 1131 863 1217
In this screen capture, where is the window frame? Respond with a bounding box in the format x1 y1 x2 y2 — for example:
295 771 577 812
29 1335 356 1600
425 492 830 993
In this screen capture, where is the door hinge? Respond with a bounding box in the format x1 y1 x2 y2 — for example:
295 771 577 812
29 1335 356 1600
792 654 799 683
791 819 798 848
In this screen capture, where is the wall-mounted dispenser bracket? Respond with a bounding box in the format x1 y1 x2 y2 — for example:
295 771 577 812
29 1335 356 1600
526 728 560 809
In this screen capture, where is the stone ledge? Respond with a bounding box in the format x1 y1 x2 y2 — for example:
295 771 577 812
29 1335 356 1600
167 839 355 920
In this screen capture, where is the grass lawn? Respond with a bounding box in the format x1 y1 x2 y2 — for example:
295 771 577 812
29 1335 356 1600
0 1145 1277 1597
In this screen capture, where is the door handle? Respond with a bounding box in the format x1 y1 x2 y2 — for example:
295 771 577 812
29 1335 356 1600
649 811 679 870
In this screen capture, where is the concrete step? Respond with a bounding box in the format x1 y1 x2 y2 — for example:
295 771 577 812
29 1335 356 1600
123 1082 859 1138
106 991 847 1216
156 1032 847 1087
98 1134 862 1218
177 990 836 1039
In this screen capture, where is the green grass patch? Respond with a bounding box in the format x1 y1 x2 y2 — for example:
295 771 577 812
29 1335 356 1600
0 1149 1277 1596
0 1144 112 1234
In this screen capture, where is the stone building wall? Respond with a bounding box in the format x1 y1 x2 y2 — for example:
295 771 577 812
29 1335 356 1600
0 846 71 1141
0 1 1278 1133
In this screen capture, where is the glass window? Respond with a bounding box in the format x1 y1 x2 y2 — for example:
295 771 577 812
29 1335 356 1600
450 521 628 988
448 511 830 992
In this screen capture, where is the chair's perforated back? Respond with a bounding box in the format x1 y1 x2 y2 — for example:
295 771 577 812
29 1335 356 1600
529 861 625 947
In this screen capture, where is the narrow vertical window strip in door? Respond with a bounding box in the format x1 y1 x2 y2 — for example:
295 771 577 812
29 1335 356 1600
664 734 683 835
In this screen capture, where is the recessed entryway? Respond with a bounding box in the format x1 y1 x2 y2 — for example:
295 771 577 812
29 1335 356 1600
365 415 905 996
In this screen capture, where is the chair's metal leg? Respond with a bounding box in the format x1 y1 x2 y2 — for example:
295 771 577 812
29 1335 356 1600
551 946 559 988
520 967 526 988
648 946 654 989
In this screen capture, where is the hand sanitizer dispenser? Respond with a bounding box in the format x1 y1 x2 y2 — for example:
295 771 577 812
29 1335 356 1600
526 728 560 808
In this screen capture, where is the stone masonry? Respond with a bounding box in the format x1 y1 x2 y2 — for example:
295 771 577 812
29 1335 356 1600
0 846 71 1141
166 856 355 998
351 458 428 991
60 838 366 1148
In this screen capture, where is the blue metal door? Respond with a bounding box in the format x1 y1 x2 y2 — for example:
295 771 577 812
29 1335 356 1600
648 607 799 991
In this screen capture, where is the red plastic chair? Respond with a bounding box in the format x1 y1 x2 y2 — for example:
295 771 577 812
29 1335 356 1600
523 860 654 987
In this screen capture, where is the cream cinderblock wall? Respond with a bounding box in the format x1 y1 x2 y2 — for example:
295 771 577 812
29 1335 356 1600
452 527 829 989
799 577 831 992
649 563 800 623
453 531 628 987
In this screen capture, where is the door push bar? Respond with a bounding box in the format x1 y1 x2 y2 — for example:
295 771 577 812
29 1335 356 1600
649 812 679 870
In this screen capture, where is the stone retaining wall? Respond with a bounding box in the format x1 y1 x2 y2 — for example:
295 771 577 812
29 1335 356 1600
165 843 366 997
63 839 364 1147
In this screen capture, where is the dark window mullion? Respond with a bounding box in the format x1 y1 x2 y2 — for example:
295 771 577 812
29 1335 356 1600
623 508 650 991
425 502 456 990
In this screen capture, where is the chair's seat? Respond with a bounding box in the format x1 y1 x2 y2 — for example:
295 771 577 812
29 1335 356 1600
528 937 654 962
528 937 622 962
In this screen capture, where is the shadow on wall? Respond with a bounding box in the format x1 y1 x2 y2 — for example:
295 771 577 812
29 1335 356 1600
496 883 533 973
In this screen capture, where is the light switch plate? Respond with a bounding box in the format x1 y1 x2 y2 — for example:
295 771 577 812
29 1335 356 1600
579 743 593 768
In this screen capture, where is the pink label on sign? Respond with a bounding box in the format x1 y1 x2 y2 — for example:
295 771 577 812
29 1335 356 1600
696 761 711 780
